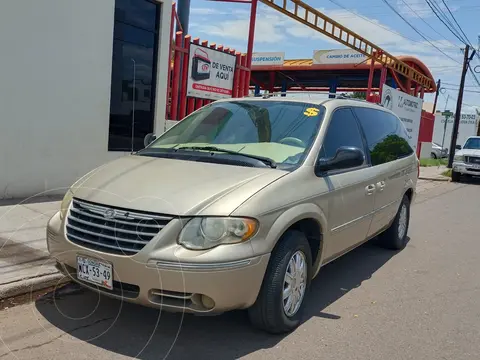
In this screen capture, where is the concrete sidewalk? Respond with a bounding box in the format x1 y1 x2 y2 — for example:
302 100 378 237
419 165 450 181
0 197 67 299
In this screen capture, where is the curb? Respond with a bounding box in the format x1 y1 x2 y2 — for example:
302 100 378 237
418 176 450 182
0 272 70 300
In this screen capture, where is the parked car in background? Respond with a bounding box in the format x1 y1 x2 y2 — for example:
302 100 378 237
452 136 480 182
431 142 448 159
47 96 418 334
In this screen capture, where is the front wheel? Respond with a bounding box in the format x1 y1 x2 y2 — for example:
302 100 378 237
430 152 437 159
248 230 312 334
451 170 461 182
378 195 411 250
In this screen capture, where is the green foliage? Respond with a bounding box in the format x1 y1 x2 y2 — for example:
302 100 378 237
351 91 367 99
370 135 411 165
420 158 448 167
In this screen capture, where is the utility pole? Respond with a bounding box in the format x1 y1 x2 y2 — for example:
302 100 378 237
448 45 475 168
432 79 441 113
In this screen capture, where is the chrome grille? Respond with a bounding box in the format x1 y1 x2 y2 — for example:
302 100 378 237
466 156 480 164
66 199 173 256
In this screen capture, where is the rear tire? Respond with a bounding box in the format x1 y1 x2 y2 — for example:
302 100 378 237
451 170 461 182
378 195 410 250
430 152 437 159
248 230 312 334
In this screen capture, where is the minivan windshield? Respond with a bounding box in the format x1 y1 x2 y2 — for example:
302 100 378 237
142 100 325 169
463 138 480 150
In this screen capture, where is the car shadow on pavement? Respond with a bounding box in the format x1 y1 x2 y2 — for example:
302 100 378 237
35 241 399 360
459 175 480 185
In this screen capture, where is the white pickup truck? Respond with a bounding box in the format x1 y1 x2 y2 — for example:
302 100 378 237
452 136 480 182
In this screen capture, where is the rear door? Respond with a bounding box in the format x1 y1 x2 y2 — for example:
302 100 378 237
353 107 415 238
315 107 376 261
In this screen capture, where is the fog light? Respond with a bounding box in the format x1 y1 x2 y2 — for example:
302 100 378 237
201 295 215 310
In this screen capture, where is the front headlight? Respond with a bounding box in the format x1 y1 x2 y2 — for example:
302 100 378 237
178 217 258 250
454 155 464 162
60 189 74 220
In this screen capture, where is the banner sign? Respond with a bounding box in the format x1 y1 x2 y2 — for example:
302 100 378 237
433 113 479 148
313 49 367 65
187 44 236 100
381 84 423 151
252 52 285 66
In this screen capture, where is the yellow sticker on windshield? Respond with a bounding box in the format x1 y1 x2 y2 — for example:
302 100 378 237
304 107 319 117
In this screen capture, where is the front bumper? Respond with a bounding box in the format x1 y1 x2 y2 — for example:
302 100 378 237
452 162 480 176
47 211 270 313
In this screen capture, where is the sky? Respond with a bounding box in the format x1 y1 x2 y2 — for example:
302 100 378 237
189 0 480 113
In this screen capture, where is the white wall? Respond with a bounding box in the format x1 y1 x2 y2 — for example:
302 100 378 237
0 0 172 199
432 113 478 149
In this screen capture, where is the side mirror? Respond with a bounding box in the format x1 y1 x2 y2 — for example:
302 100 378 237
316 146 365 172
144 133 156 147
455 144 462 150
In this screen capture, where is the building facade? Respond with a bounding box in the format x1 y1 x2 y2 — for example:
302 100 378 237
0 0 172 199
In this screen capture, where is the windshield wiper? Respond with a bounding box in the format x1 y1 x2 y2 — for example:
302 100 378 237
177 146 277 168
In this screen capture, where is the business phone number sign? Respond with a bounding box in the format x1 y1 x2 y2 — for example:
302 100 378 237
187 44 237 100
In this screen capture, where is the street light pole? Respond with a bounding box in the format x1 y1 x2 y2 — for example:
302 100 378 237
441 94 450 152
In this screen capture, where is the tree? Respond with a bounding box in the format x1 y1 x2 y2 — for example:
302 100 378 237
338 92 367 99
351 91 367 99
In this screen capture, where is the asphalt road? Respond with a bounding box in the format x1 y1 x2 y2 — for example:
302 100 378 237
1 179 479 360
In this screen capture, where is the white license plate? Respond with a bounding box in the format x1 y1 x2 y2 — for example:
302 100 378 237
77 255 113 290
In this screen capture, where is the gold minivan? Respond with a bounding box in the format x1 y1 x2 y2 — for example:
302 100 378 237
47 97 417 333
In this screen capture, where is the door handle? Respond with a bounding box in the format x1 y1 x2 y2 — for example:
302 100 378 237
365 184 376 196
377 181 386 192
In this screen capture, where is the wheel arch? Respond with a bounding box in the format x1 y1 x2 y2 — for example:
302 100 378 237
263 203 327 277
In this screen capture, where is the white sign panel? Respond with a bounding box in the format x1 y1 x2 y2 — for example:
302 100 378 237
432 113 478 149
381 84 423 151
187 44 236 100
251 52 285 66
313 49 367 65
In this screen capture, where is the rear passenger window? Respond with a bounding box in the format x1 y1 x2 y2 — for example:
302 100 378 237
320 108 365 160
353 108 413 166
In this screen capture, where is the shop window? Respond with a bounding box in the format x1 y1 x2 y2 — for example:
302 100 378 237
108 0 160 151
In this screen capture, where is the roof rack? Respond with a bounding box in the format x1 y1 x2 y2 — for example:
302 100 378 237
248 91 370 101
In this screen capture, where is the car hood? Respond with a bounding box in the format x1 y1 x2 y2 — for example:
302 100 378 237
456 149 480 157
71 155 288 216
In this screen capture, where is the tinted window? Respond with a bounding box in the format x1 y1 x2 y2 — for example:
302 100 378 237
144 101 325 168
320 108 365 160
463 137 480 149
353 108 413 166
115 0 158 31
108 0 160 151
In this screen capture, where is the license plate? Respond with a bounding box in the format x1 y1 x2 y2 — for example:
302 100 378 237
77 255 113 290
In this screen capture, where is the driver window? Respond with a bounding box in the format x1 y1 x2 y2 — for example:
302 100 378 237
320 108 365 161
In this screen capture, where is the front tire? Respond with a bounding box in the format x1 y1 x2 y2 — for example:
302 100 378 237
451 170 461 182
431 152 437 159
248 230 312 334
378 195 410 250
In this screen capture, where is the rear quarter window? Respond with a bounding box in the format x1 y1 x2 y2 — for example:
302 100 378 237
353 107 414 166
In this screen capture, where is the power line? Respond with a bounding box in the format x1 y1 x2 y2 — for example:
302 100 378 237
467 65 480 87
441 0 472 44
325 0 435 46
424 0 466 44
399 0 457 47
442 82 480 87
380 0 461 63
442 87 480 93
